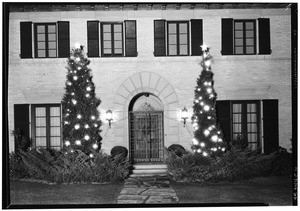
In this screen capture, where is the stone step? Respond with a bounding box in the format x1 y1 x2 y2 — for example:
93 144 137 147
133 164 168 170
130 173 168 178
132 168 167 174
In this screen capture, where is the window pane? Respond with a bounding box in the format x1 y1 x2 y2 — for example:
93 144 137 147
103 32 111 41
168 23 176 33
245 22 254 30
36 107 46 116
38 50 46 57
233 114 241 123
50 117 60 126
246 38 254 45
36 137 47 147
48 34 56 41
246 31 254 38
48 42 56 49
248 142 257 150
37 25 45 33
247 123 257 132
235 38 243 46
50 127 60 136
235 47 243 54
37 34 45 41
169 34 177 44
114 32 122 40
114 24 122 32
103 41 111 48
235 22 243 30
233 104 242 113
104 48 112 54
38 42 45 49
246 46 254 54
49 50 56 57
50 107 60 116
114 41 122 49
179 45 187 55
36 127 46 136
114 48 122 54
179 34 187 44
48 25 56 33
50 137 61 148
233 124 241 133
168 45 177 55
36 117 46 127
235 31 243 38
103 25 111 32
179 23 187 33
247 103 256 112
247 113 257 122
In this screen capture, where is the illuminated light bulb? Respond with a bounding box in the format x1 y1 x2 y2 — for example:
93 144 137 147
201 44 208 51
93 143 98 149
210 94 214 98
195 99 199 103
77 114 82 119
198 97 202 100
75 140 81 145
204 105 210 111
86 86 91 91
65 113 69 117
74 42 81 49
71 92 75 96
200 111 203 114
74 70 77 74
217 131 221 134
67 81 72 86
75 57 80 62
94 124 98 127
77 66 82 70
203 152 208 156
204 81 208 86
91 116 96 120
211 135 218 142
218 138 223 142
207 88 212 94
64 121 69 125
200 142 205 147
65 141 70 146
200 102 204 106
205 60 211 67
84 124 89 129
193 123 198 127
197 88 201 91
192 138 199 145
221 148 226 152
194 126 199 130
197 149 202 153
208 82 212 86
204 129 210 136
208 116 211 119
208 126 213 131
85 94 90 98
72 99 77 105
89 154 94 158
74 124 80 130
84 135 90 140
73 76 78 81
218 146 221 149
70 149 74 153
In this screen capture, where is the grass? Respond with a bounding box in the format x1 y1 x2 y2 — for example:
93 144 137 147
10 180 124 205
171 176 293 206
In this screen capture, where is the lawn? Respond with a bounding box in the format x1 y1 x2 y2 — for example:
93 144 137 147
9 180 124 205
171 176 293 206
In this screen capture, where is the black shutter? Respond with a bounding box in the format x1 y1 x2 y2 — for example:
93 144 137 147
87 21 99 57
263 99 279 154
125 20 137 57
154 20 166 56
14 104 30 151
221 19 233 55
258 18 271 55
191 19 203 55
20 22 32 58
216 100 232 144
58 21 70 58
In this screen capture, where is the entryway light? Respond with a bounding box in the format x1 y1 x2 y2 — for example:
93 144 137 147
181 107 189 127
106 109 113 128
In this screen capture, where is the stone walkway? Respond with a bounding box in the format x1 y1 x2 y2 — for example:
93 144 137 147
117 176 179 204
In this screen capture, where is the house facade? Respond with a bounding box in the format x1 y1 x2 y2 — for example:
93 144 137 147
8 3 292 162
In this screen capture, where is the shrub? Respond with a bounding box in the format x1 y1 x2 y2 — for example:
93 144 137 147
269 147 292 176
18 148 131 184
110 146 128 162
9 152 28 179
168 144 187 157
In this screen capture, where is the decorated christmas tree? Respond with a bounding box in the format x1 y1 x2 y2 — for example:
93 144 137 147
62 43 102 157
191 45 226 156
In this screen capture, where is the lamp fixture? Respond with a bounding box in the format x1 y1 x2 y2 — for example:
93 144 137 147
106 109 113 128
181 107 189 127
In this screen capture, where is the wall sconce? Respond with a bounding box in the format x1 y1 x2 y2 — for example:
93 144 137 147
181 107 189 127
106 109 113 128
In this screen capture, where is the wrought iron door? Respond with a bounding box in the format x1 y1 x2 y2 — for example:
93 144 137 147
129 111 164 163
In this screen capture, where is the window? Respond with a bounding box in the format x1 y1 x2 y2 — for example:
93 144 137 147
154 19 203 57
167 21 189 56
234 20 256 55
101 22 123 57
35 23 57 58
232 101 260 150
20 21 70 59
221 18 271 55
32 104 61 150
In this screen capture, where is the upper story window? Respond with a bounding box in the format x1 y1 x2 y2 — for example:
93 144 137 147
20 21 70 59
154 19 203 57
167 21 189 56
87 20 137 57
35 23 57 58
221 18 271 55
234 20 256 55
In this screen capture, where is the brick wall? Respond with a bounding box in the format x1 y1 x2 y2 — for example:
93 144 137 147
8 8 292 153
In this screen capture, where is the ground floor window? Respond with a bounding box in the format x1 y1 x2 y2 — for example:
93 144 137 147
31 104 61 150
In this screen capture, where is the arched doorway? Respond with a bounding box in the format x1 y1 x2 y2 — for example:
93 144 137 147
128 92 164 163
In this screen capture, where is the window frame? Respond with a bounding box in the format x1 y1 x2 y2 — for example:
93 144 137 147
166 21 190 56
233 19 256 55
100 22 124 57
231 100 261 150
31 104 62 150
34 23 58 58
